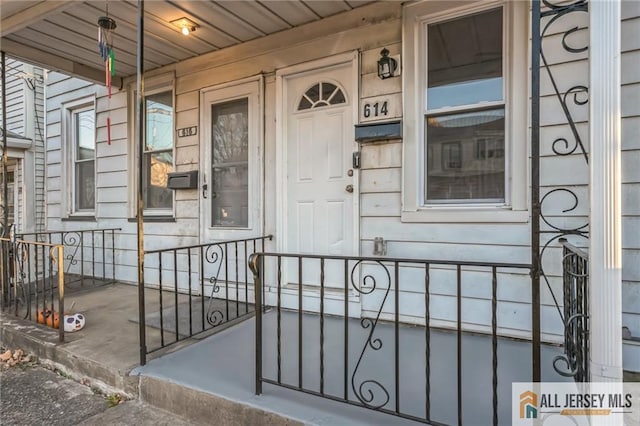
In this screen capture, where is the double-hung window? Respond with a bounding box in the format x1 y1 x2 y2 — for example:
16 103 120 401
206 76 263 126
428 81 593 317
402 1 528 222
143 91 174 212
425 7 504 202
129 78 175 218
73 107 96 212
63 97 96 217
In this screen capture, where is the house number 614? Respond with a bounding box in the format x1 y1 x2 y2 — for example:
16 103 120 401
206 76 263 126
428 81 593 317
363 101 389 118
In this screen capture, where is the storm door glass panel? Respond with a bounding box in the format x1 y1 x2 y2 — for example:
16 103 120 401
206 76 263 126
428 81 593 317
425 7 505 203
143 91 174 210
74 109 95 211
211 98 249 228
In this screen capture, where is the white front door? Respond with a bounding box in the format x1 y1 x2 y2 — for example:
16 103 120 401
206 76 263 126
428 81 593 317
280 57 358 294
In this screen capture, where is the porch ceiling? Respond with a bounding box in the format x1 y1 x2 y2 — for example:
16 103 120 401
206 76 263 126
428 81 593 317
0 0 375 85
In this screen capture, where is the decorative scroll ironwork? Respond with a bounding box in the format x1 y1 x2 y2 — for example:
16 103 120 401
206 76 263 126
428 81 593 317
252 252 532 425
62 231 82 270
0 204 5 237
142 235 272 356
204 243 225 327
350 260 391 409
554 239 589 381
17 229 120 289
12 241 30 318
533 0 590 382
0 236 66 342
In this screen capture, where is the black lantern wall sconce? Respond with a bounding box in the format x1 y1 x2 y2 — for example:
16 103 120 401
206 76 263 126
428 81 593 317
377 48 398 79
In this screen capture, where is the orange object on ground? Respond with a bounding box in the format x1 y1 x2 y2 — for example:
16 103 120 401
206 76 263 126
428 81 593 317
36 309 60 329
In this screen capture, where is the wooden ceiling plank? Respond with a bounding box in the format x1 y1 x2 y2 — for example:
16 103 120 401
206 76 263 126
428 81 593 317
69 4 195 64
0 37 126 86
34 20 143 71
46 13 165 69
257 1 316 27
344 0 376 8
301 1 351 18
0 1 41 21
179 0 265 42
88 1 201 59
10 28 112 71
0 0 75 37
215 1 290 34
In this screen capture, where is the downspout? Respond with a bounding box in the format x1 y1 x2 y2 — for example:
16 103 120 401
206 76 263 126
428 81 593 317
136 0 147 365
1 51 8 239
1 51 8 306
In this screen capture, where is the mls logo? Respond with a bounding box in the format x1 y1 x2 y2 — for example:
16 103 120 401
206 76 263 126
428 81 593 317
520 390 538 419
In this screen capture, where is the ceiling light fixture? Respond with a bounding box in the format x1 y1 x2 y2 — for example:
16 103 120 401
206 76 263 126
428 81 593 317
170 17 199 36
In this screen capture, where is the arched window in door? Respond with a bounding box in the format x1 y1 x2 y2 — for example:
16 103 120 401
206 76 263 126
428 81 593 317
297 81 346 111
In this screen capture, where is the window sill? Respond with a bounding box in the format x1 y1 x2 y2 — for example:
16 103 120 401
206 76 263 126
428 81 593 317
401 207 529 224
62 216 96 222
128 216 176 223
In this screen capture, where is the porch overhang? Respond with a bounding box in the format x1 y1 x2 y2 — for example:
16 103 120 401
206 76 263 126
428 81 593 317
0 128 33 156
0 0 375 84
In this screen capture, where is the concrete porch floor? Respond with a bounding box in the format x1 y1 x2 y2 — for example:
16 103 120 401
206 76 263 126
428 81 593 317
135 309 570 425
3 282 571 425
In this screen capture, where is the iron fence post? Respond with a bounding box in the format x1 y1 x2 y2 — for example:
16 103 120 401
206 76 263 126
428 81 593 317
136 0 147 366
249 253 263 395
530 0 542 384
57 245 65 343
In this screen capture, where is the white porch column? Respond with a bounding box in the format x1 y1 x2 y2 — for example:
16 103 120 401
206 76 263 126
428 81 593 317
589 0 623 382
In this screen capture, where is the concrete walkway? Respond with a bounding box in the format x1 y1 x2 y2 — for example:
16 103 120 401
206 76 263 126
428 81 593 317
0 364 191 426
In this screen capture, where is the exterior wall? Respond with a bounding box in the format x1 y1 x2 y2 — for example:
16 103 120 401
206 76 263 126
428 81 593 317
1 58 46 232
43 2 639 366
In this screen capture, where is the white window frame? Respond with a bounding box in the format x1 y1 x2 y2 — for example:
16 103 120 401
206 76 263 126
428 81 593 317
127 73 176 218
402 0 528 223
199 76 263 242
61 96 96 217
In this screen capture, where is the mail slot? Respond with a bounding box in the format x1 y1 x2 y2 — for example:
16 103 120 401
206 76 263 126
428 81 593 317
167 170 199 189
355 120 402 143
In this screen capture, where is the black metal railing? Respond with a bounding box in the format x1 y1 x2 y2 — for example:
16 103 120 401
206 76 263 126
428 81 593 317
554 238 589 382
17 228 120 291
531 0 590 383
142 235 272 356
0 237 65 342
249 252 532 425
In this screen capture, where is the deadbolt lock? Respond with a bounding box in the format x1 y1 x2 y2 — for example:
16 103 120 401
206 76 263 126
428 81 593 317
345 184 354 193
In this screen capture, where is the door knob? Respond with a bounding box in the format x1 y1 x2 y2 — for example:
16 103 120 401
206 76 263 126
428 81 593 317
345 184 354 193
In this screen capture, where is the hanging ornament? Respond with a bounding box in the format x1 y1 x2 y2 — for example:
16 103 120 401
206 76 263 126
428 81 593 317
97 6 117 146
97 13 117 98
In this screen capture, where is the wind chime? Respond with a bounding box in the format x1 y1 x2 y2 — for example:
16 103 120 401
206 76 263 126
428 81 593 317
97 10 116 145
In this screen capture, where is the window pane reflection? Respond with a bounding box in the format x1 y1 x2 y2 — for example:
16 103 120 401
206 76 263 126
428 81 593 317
426 108 505 202
143 151 174 209
426 8 503 110
144 91 174 210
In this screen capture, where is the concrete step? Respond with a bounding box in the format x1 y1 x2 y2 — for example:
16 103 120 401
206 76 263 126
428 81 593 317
0 314 139 397
1 314 303 425
139 376 302 426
